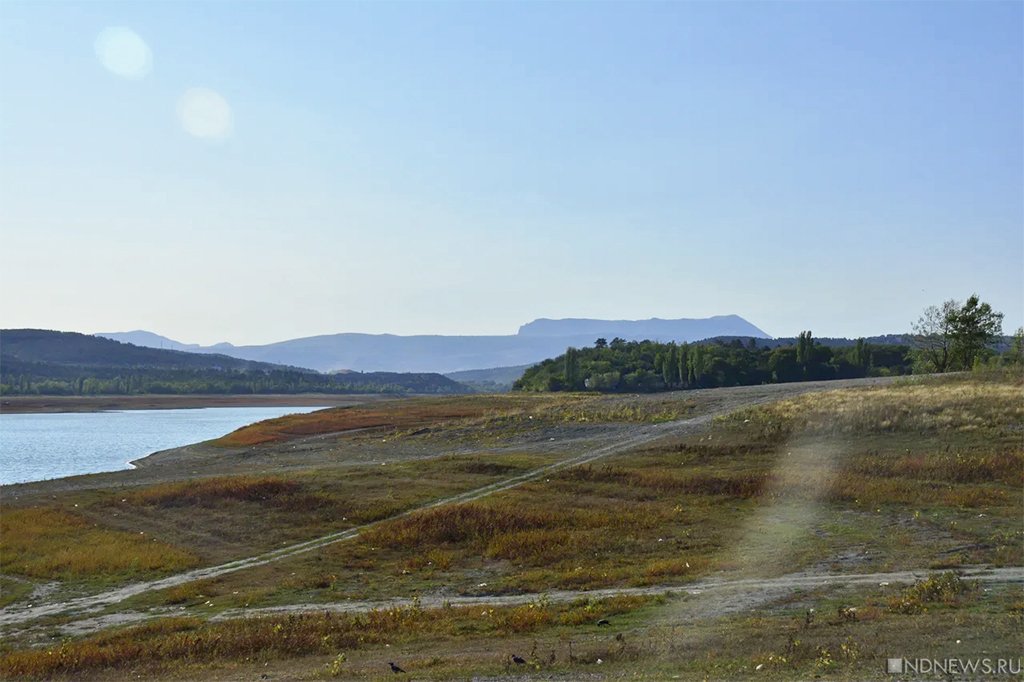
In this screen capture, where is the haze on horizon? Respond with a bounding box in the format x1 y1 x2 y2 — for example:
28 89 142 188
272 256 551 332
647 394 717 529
1 1 1021 347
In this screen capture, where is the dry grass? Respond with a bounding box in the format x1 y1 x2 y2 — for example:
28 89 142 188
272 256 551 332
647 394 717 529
106 377 1021 608
0 507 198 580
0 596 654 679
826 471 1014 508
215 393 698 447
846 451 1023 487
561 465 769 499
720 379 1024 441
361 503 562 548
214 401 493 447
359 499 679 569
126 475 332 511
3 377 1021 680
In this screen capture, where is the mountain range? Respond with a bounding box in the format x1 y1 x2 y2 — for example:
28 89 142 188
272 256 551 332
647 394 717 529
1 330 468 395
98 315 771 374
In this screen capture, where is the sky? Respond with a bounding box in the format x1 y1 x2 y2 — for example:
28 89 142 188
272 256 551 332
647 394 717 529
1 1 1021 345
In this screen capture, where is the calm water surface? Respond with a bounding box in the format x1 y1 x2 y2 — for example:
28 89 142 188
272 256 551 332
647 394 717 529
0 406 327 485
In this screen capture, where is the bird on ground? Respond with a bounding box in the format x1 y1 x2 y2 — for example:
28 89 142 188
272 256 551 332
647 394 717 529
511 654 526 665
389 661 406 674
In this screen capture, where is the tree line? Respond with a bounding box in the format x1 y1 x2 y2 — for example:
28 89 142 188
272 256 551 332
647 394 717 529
514 334 912 393
515 294 1018 393
0 361 468 396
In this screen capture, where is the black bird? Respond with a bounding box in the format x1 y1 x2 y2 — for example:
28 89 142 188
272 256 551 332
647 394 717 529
511 654 526 665
389 661 406 674
597 618 611 626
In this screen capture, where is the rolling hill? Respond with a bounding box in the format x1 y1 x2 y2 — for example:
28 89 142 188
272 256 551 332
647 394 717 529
0 330 468 395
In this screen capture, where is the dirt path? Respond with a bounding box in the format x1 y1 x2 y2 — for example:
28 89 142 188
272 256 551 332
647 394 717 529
209 565 1024 620
23 566 1024 641
0 376 911 632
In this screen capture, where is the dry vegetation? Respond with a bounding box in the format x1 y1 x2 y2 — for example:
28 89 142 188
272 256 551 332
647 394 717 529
0 508 198 580
194 375 1022 604
2 375 1020 680
126 475 309 507
214 400 495 447
0 596 654 679
719 378 1024 440
214 393 698 447
0 454 559 584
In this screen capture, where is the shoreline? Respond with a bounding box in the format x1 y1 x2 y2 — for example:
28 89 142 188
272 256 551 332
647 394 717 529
0 393 392 414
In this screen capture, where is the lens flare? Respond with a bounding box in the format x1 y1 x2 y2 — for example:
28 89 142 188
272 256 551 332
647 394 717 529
94 27 152 80
177 88 232 140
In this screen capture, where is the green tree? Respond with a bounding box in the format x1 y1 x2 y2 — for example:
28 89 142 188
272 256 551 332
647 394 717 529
913 296 1003 372
677 344 689 385
564 347 580 389
853 338 867 368
662 344 677 386
796 331 812 367
1005 328 1024 366
689 344 706 386
947 295 1004 369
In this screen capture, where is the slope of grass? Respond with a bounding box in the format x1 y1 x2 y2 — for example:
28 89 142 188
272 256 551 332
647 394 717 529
0 508 199 581
184 375 1023 605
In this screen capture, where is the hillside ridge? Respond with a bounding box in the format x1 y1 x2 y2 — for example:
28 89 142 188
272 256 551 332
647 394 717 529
97 315 772 374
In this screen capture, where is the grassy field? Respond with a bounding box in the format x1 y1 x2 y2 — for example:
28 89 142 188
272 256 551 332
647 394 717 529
0 508 199 581
0 373 1020 679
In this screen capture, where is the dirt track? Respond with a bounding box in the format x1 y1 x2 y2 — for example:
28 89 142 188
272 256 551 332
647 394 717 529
31 566 1024 641
211 565 1024 618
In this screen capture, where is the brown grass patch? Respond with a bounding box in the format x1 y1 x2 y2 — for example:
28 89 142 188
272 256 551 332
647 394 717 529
562 465 769 498
213 400 500 447
362 503 560 548
847 451 1023 487
215 393 697 447
721 380 1024 441
0 597 655 679
127 475 335 512
0 508 198 580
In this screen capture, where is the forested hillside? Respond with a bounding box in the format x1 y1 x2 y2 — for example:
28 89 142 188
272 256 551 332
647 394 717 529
514 334 912 392
0 330 469 396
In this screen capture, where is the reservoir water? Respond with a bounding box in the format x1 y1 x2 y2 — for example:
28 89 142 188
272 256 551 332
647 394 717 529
0 406 327 485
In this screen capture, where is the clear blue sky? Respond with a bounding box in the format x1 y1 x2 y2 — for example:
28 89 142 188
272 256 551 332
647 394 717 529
2 1 1021 344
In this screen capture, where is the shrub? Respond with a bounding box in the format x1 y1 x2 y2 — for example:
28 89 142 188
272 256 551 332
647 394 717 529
888 572 978 614
129 476 304 507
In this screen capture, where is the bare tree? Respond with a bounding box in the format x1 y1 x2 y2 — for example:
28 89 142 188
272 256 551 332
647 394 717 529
912 300 959 373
